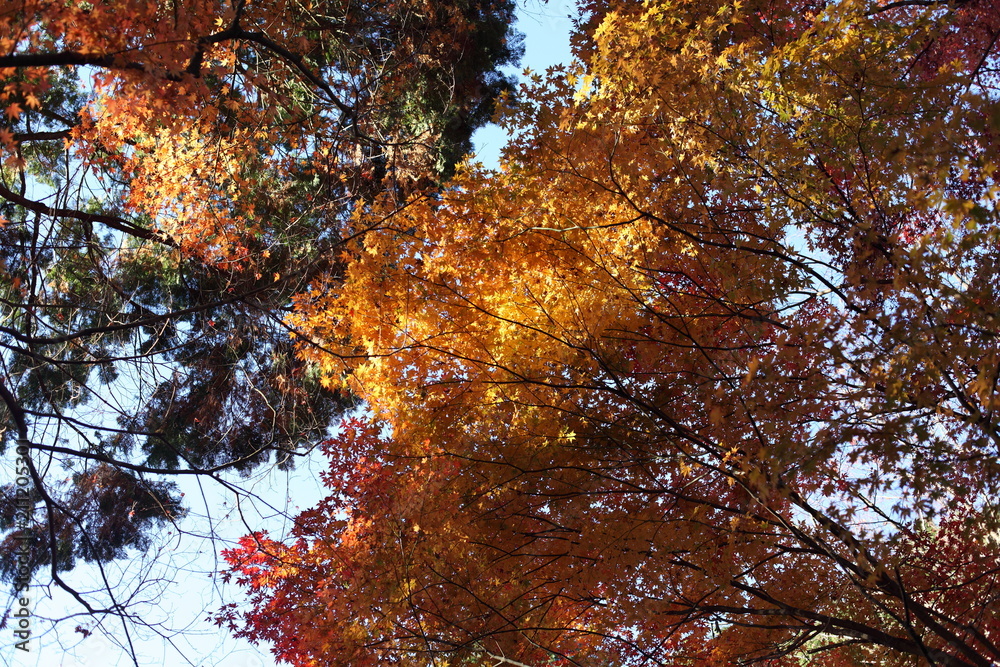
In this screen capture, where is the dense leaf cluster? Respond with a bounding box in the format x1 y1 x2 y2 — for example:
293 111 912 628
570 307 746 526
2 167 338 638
222 1 1000 665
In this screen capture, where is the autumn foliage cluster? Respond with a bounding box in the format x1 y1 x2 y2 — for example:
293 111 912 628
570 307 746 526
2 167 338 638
219 0 1000 665
3 0 1000 664
0 0 518 643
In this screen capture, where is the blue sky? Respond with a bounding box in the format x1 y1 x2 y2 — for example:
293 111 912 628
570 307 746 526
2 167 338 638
471 0 576 169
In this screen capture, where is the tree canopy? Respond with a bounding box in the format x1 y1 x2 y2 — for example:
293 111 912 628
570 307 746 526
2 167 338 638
220 0 1000 665
0 0 520 656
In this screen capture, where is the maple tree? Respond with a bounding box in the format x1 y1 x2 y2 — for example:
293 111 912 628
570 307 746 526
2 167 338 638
222 0 1000 665
0 0 520 657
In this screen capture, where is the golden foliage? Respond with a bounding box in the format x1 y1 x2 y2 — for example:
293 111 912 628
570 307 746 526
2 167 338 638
228 1 1000 664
